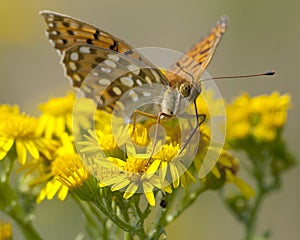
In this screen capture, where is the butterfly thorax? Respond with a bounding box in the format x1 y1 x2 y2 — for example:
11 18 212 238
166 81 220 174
160 81 201 118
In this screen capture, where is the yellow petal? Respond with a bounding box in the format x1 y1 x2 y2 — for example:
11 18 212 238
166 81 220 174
170 163 180 188
123 183 138 199
159 161 168 180
55 116 65 135
233 176 255 200
36 188 46 203
211 166 221 179
46 180 61 199
45 116 55 139
23 139 39 159
146 159 160 178
15 139 27 164
162 185 172 193
36 114 49 136
66 113 73 131
57 185 69 201
111 178 131 191
100 175 125 187
143 181 155 206
0 136 14 160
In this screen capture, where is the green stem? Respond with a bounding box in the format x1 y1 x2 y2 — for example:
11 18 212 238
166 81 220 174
13 218 43 240
0 156 43 240
243 149 269 240
244 190 264 240
72 195 105 239
92 193 136 234
3 187 42 240
166 185 207 225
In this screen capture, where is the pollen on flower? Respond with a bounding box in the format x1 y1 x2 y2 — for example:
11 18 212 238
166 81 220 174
123 156 148 174
154 143 180 163
79 129 117 153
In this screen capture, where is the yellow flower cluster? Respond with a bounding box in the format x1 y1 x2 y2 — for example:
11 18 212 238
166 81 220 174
3 89 278 206
35 133 89 203
0 105 54 164
226 92 290 142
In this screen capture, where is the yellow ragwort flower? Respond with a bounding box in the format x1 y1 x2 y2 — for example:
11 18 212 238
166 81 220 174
153 143 195 188
226 92 290 142
79 129 118 153
37 93 95 138
37 153 88 203
37 93 75 138
33 134 80 202
53 153 89 189
99 156 172 206
0 105 54 164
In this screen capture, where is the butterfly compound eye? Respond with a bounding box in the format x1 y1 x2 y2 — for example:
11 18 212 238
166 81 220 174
179 83 191 97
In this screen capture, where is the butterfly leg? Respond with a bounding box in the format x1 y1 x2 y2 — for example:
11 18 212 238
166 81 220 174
132 109 158 134
180 101 206 154
146 112 173 165
131 110 172 165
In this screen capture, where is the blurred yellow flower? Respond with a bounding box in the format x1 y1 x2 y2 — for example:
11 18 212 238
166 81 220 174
0 106 54 164
196 89 225 118
37 93 75 138
37 93 95 138
225 169 255 200
79 129 118 154
226 92 290 142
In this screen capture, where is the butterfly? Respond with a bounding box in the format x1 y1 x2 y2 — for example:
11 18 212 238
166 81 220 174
40 10 228 157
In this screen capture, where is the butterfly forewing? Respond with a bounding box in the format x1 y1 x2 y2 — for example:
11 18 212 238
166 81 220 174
40 10 169 86
41 11 138 57
63 44 168 111
166 16 228 87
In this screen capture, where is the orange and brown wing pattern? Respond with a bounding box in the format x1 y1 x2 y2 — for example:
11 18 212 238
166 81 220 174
166 16 228 87
40 11 143 60
40 11 169 88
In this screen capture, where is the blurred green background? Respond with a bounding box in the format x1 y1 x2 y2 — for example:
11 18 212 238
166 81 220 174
0 0 299 239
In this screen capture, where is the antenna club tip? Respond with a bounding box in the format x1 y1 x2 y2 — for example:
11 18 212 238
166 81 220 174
266 71 275 76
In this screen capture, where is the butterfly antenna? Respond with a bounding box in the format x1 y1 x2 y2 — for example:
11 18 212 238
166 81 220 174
200 71 275 82
176 62 196 84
